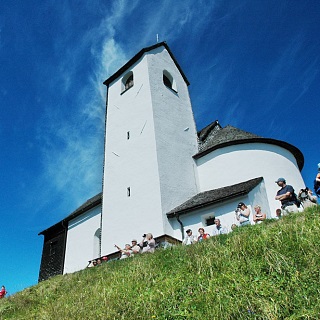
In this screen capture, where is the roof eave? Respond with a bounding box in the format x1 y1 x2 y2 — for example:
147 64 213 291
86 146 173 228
167 190 248 218
38 193 102 236
194 138 304 170
103 42 189 87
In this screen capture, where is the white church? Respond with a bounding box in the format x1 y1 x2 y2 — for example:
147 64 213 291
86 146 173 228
38 42 305 281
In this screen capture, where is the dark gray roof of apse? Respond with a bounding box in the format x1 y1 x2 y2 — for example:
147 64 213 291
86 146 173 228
197 120 221 143
39 192 102 236
194 124 304 170
103 42 189 87
167 177 263 218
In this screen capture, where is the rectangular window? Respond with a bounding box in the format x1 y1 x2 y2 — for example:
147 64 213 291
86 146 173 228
205 216 215 226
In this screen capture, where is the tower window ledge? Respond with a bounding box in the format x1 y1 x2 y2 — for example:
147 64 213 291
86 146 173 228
120 85 133 95
165 86 178 95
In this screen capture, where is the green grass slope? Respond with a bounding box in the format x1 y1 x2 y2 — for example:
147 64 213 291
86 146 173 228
1 206 320 320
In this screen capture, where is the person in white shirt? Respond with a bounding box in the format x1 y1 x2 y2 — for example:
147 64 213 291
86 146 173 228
211 219 228 236
182 229 197 245
114 244 133 259
253 205 266 224
130 239 141 254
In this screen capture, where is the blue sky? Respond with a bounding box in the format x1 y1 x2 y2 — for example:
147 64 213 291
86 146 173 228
0 0 319 294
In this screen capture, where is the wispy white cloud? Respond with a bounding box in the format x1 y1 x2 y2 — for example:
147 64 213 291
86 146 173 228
257 31 320 138
138 0 219 44
32 0 248 218
264 34 305 108
33 1 141 216
290 56 319 107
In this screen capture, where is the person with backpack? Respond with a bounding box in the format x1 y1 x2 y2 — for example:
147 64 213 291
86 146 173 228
298 187 317 208
314 163 320 198
275 177 299 215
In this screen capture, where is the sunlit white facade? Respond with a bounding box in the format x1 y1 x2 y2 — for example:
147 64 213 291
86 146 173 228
39 42 305 280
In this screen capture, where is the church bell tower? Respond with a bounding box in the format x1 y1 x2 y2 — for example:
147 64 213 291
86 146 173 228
101 42 199 255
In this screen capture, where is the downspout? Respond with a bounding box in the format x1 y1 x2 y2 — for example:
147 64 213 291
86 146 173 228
175 213 185 240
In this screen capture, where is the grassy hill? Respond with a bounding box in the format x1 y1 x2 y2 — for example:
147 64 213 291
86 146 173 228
1 206 320 320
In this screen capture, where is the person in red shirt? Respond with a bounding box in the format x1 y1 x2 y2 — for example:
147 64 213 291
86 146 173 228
0 286 7 298
198 227 210 242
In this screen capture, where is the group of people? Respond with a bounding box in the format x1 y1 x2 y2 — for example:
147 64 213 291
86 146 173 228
88 170 319 266
183 173 319 246
275 176 318 216
183 218 232 245
235 202 267 226
182 203 268 246
114 233 156 260
88 233 156 267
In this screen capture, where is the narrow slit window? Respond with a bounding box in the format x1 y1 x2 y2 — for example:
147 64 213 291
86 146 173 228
127 131 130 140
127 187 131 197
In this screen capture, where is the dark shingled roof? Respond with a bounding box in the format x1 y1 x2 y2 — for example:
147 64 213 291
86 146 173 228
103 42 189 87
39 192 102 236
167 177 263 218
197 120 221 146
195 124 304 170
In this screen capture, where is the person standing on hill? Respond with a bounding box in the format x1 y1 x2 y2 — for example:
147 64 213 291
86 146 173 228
0 286 7 298
275 177 298 215
314 163 320 197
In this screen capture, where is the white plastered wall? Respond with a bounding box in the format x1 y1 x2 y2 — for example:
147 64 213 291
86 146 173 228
147 47 199 234
63 205 101 274
196 143 305 217
169 180 269 240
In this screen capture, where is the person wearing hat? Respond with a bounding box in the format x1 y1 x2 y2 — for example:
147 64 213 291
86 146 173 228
131 239 141 254
275 177 298 215
182 229 197 245
235 202 251 226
